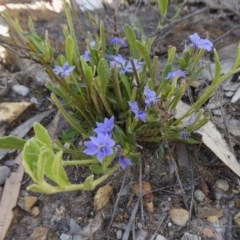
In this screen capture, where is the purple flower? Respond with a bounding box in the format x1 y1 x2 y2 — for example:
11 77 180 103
144 86 159 106
82 50 91 62
121 59 145 74
108 54 127 69
116 156 133 169
110 37 127 47
189 33 213 52
53 62 75 77
166 70 187 80
180 129 190 139
83 133 115 162
128 101 147 123
94 116 114 135
107 55 144 74
187 114 196 125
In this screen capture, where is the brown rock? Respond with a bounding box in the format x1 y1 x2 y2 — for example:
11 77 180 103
170 208 189 226
234 212 240 226
198 206 223 219
30 227 49 240
31 206 40 217
207 215 219 224
202 227 214 238
24 196 38 212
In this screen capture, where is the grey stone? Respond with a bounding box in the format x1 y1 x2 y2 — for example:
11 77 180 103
12 84 29 96
116 230 122 239
181 232 201 240
194 189 205 202
155 235 168 240
0 166 11 185
69 218 81 235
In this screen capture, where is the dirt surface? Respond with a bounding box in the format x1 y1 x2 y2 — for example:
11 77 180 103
1 1 240 240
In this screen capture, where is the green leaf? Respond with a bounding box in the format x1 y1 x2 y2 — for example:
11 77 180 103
0 136 26 150
135 40 152 74
124 25 138 58
52 151 70 187
120 74 131 99
213 49 222 84
36 147 50 183
34 123 53 150
83 175 95 190
81 57 93 87
66 35 75 64
100 21 106 51
97 58 111 94
101 154 115 171
89 164 103 174
22 139 41 182
158 0 169 18
27 183 57 194
51 93 88 138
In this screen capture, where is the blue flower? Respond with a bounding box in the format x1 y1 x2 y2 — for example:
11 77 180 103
94 116 114 135
144 86 158 106
121 59 145 74
116 156 133 169
110 37 127 47
53 62 75 77
107 54 127 69
180 129 190 139
128 101 147 123
189 33 213 52
82 50 91 62
107 55 144 74
83 133 115 162
81 40 96 62
166 70 187 80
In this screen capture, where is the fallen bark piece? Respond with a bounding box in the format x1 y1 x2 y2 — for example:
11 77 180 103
0 153 24 240
176 101 240 177
0 102 33 124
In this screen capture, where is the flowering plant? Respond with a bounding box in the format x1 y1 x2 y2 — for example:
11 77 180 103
1 0 240 193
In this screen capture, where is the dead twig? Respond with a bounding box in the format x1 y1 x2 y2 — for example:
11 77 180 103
122 199 140 240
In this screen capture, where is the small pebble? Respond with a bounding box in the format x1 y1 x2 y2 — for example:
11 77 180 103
69 218 81 235
0 166 11 185
202 227 214 238
72 236 82 240
155 234 168 240
214 188 225 200
170 208 189 226
215 179 229 192
24 196 38 212
31 227 49 240
194 189 205 202
167 222 172 227
116 229 122 239
234 212 240 226
60 233 73 240
12 84 29 96
181 232 200 240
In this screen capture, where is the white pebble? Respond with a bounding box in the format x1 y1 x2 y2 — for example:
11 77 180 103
12 84 29 96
